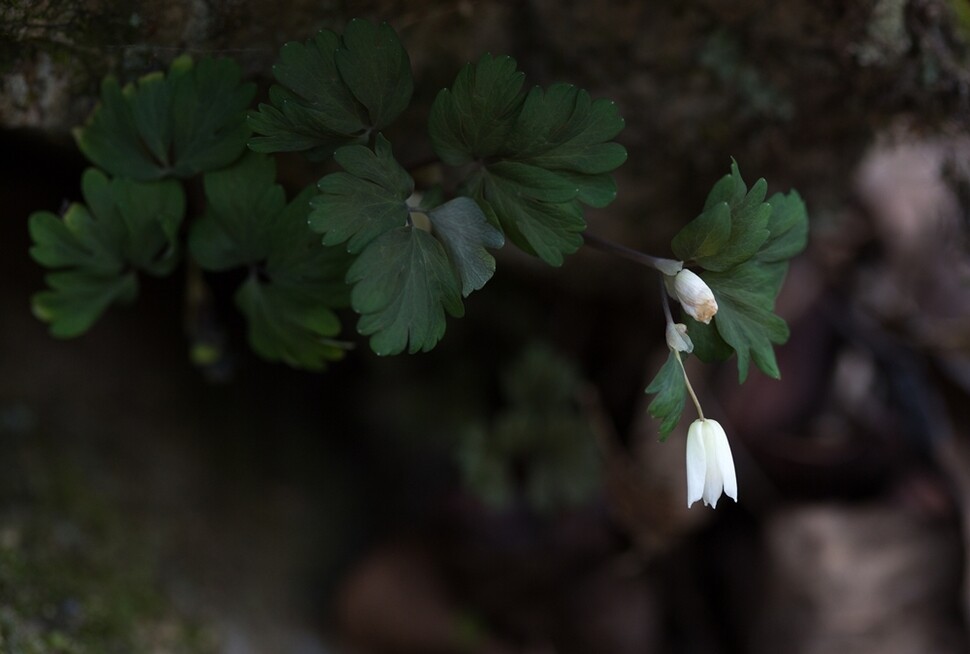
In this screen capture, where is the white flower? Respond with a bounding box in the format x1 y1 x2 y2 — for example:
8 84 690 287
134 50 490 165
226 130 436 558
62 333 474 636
667 269 718 324
665 322 693 353
685 418 737 508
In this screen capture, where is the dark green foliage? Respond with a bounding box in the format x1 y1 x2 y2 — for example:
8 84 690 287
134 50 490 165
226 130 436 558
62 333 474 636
429 55 626 265
644 351 688 438
29 169 185 336
311 137 503 356
190 153 354 369
248 19 413 159
668 161 809 382
347 226 464 355
309 135 414 253
647 162 809 431
75 56 255 180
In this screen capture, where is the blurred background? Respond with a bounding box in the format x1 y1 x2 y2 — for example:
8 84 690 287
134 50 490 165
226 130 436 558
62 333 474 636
2 1 970 652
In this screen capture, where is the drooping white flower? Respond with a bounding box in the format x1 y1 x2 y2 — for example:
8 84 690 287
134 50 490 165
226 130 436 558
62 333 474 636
685 418 737 508
665 322 694 353
667 269 718 324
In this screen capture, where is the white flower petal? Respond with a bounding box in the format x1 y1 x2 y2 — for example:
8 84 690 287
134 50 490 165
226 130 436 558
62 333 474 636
713 426 738 502
702 430 723 508
685 421 707 508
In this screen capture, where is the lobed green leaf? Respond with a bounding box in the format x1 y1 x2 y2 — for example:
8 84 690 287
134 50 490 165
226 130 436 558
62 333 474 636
248 20 413 158
188 153 355 369
347 226 464 355
76 56 255 180
309 135 413 252
644 351 688 438
429 54 526 166
427 197 505 295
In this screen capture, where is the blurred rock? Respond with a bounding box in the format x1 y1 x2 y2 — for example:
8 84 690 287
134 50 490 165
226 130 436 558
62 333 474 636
753 501 968 654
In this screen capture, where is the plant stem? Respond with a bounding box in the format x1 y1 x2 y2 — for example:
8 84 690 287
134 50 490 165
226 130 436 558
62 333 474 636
582 232 682 275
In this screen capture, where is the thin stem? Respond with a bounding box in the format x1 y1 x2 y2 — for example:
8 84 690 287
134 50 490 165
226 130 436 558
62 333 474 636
674 350 705 420
583 232 682 275
660 275 674 325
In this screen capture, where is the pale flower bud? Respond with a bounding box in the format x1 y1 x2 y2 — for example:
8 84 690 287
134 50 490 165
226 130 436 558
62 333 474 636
685 418 737 508
665 322 693 353
668 269 718 324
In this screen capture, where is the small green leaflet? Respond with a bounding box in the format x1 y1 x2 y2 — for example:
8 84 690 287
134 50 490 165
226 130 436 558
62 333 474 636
348 226 464 356
29 169 186 336
427 197 505 295
668 162 809 382
429 54 526 165
672 161 771 271
311 136 503 355
309 135 413 252
469 161 584 265
430 55 626 266
31 272 138 339
248 19 413 159
189 153 354 370
645 351 688 438
236 280 348 370
75 56 255 180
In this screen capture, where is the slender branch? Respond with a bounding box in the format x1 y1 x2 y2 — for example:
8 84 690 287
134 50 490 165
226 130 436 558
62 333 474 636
674 351 705 420
583 232 682 275
660 275 674 325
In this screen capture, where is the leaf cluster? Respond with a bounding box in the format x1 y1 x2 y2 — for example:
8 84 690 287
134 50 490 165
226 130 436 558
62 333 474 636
29 170 184 336
646 161 808 436
248 19 413 159
190 153 354 369
31 54 356 370
430 55 628 265
310 136 504 355
76 56 255 180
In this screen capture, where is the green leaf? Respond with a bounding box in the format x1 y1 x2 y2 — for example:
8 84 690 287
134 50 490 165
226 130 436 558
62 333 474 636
644 351 687 438
347 226 464 355
336 19 413 130
430 56 626 266
427 197 505 295
671 201 731 262
249 20 412 157
667 163 809 391
473 169 584 266
236 278 348 370
76 56 255 180
509 83 627 183
29 169 186 336
428 54 526 165
758 190 809 262
700 261 791 382
683 316 733 362
189 152 355 369
689 161 771 272
309 135 414 253
32 272 138 338
190 152 286 270
171 57 257 176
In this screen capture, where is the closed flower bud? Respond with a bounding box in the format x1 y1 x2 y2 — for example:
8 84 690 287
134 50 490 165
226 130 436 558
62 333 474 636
665 322 693 353
668 269 718 324
685 418 737 508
